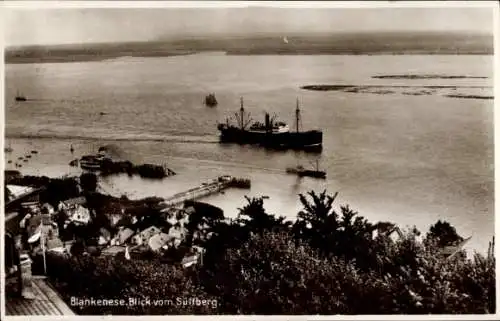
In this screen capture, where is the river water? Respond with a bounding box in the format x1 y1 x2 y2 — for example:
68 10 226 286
4 53 494 253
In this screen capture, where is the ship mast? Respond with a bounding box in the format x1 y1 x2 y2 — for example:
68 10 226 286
295 98 301 133
235 97 253 129
240 97 244 129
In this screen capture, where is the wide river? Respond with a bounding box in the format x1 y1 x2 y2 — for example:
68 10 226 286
4 53 494 253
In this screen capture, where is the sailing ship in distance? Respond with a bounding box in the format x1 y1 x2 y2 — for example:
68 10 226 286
205 93 218 107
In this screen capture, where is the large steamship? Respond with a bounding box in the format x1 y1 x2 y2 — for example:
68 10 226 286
217 98 322 152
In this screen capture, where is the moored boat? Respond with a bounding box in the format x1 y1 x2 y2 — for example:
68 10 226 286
205 93 218 107
79 153 109 171
15 90 27 102
286 160 326 179
5 142 13 153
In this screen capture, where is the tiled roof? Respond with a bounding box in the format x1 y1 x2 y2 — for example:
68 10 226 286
46 238 64 250
5 212 22 235
6 185 36 199
148 233 174 251
62 196 87 206
102 245 126 255
117 228 135 244
5 276 75 315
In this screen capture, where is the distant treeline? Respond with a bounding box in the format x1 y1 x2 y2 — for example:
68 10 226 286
5 32 493 64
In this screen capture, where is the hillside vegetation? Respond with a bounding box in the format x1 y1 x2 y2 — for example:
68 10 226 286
38 190 495 315
5 32 493 64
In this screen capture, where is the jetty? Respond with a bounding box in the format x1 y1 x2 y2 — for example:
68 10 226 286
160 176 250 209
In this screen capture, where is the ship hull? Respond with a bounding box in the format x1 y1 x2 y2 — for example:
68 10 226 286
218 126 322 152
298 170 326 179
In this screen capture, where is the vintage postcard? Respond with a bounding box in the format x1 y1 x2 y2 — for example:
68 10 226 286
1 1 497 319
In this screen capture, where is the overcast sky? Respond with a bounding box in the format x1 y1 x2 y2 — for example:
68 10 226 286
3 6 494 46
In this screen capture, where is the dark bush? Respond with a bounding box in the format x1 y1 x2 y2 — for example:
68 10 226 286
45 254 218 314
80 173 98 193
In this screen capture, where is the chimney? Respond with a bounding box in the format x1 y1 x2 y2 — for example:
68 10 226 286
19 253 35 299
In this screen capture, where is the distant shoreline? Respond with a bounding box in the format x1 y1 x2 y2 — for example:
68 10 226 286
5 50 493 65
5 51 198 64
5 32 493 64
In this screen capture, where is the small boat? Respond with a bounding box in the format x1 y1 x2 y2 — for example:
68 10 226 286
15 90 27 102
80 153 109 171
286 160 326 179
4 141 13 153
205 93 218 107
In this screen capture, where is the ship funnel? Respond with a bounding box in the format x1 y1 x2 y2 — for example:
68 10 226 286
265 113 270 130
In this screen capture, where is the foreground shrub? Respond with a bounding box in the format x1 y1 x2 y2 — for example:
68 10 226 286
199 229 495 314
43 254 218 315
38 190 495 315
200 231 363 314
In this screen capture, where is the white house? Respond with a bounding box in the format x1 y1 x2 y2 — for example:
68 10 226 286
68 206 91 225
148 233 174 252
181 254 200 268
58 197 87 211
132 226 161 245
110 227 135 246
98 228 112 245
58 197 91 226
5 185 36 201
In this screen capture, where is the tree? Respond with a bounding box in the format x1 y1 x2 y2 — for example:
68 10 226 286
199 231 361 314
70 239 85 257
41 177 80 208
237 196 291 233
44 254 217 314
293 190 374 268
80 173 98 193
426 220 463 247
184 201 225 247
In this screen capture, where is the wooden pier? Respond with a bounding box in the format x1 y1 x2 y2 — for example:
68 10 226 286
160 176 250 210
